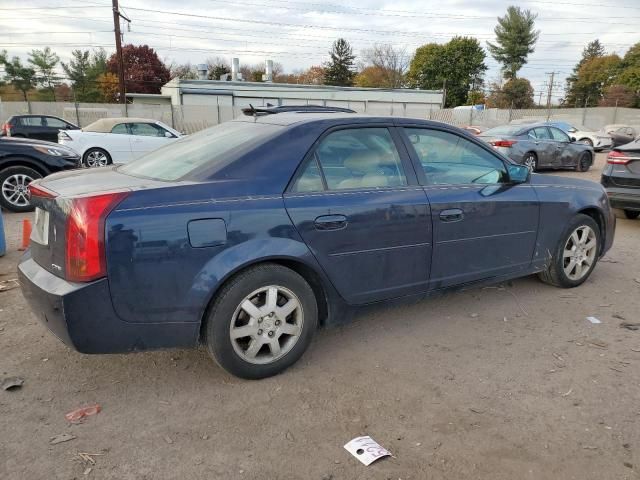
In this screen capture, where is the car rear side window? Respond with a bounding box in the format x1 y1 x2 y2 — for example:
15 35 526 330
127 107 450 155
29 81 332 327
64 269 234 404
20 116 43 127
294 128 406 191
405 128 507 185
120 121 282 181
111 123 129 134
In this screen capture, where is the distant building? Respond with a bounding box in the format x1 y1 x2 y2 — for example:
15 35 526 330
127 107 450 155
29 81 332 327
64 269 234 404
127 79 444 118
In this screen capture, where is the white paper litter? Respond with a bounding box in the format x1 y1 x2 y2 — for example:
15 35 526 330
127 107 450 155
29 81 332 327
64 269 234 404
344 436 391 466
586 316 602 324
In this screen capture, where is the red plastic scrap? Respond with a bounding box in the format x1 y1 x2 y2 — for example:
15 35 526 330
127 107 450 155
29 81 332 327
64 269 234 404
65 404 101 422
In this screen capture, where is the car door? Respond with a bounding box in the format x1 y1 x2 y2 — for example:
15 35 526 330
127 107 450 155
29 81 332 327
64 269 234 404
42 116 68 143
128 123 173 159
284 126 432 305
548 126 574 167
103 122 134 163
531 127 557 168
399 126 539 290
18 116 46 140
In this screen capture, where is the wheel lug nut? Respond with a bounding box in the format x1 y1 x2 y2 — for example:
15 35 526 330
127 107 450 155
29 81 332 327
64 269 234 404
275 320 280 326
258 318 262 323
268 331 274 337
257 329 263 335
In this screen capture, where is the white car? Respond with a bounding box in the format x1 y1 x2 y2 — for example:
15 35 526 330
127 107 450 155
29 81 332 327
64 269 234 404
548 121 612 151
58 117 183 167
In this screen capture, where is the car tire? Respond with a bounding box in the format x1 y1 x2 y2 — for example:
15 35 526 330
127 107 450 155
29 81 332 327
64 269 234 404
624 210 640 220
523 152 538 172
204 263 318 379
579 138 593 147
575 151 591 172
0 165 42 212
83 148 111 168
538 213 600 288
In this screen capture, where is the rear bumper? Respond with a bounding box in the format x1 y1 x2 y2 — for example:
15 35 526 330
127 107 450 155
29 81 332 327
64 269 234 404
605 187 640 211
18 253 199 353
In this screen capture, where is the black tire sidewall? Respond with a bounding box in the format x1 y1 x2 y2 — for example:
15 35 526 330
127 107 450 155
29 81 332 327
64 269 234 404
205 264 318 379
0 165 42 212
552 214 601 288
624 210 640 220
577 152 591 172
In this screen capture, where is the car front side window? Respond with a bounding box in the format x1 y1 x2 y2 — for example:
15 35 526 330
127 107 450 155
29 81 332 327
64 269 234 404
130 123 165 137
299 128 406 191
44 117 67 128
549 127 570 142
533 127 552 140
405 128 508 186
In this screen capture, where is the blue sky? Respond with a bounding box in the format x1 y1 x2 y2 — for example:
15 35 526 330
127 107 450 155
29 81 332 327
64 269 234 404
1 0 639 103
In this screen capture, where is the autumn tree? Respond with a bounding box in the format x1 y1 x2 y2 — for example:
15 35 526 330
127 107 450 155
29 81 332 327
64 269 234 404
564 40 606 106
599 85 636 107
408 37 487 107
487 6 539 80
324 38 356 86
570 54 622 107
28 47 60 100
106 44 170 95
96 72 120 102
359 44 408 88
616 42 640 106
487 78 534 108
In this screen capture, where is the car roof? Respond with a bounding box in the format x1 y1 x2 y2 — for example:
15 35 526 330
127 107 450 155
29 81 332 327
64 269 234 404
82 117 162 133
230 112 447 128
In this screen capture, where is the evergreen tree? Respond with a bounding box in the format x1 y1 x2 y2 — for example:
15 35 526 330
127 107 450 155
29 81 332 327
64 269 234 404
564 40 605 106
324 38 356 86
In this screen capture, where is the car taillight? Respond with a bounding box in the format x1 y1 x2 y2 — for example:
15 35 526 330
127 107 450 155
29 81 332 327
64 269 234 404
65 192 128 282
607 151 630 165
490 140 517 147
28 183 57 199
1 123 10 136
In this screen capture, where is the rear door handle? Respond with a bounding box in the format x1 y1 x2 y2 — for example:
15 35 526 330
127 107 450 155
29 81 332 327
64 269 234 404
440 209 464 222
314 214 347 231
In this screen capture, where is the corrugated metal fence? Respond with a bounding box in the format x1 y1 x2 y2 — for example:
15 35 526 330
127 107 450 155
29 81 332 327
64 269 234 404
1 101 639 134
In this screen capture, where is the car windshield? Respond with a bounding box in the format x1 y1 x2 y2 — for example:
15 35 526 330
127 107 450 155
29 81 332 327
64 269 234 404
120 121 282 181
483 125 522 136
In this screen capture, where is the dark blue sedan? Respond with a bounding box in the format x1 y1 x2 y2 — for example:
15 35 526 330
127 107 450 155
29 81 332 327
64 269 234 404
19 112 615 379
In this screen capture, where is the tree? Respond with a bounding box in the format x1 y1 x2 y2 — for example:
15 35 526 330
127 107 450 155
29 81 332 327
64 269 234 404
359 44 408 88
599 84 635 107
408 37 487 107
171 63 198 80
571 54 622 106
324 38 356 86
96 72 119 102
487 78 534 108
106 44 170 95
206 57 230 80
28 47 60 100
616 42 640 105
0 55 36 101
564 40 606 106
61 49 107 102
354 66 389 88
487 6 539 80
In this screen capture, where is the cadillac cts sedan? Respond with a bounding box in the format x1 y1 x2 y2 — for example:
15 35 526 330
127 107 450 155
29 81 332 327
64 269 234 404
19 112 615 379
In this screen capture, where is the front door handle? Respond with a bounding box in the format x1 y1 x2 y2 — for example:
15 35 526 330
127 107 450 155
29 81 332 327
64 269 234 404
440 209 464 222
314 214 347 231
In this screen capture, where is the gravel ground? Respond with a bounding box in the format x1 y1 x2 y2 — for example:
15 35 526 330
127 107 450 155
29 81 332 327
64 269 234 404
1 153 639 480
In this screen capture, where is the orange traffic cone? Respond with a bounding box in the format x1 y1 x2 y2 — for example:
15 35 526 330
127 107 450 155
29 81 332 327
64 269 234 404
19 219 32 251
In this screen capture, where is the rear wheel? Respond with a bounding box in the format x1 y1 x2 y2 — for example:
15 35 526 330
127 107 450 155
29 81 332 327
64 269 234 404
523 152 538 172
204 263 318 379
538 214 600 288
0 165 42 212
83 148 111 168
624 210 640 220
576 151 591 172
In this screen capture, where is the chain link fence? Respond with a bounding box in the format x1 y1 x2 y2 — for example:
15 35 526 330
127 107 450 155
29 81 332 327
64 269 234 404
1 100 639 134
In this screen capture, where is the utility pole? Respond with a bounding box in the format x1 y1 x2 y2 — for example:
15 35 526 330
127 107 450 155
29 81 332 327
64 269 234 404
545 71 560 121
112 0 130 104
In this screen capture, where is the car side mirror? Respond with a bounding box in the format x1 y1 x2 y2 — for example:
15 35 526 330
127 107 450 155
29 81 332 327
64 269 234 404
164 131 173 138
508 164 530 183
570 136 576 142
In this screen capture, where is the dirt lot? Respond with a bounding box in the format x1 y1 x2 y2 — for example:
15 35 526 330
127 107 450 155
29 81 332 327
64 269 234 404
1 153 639 480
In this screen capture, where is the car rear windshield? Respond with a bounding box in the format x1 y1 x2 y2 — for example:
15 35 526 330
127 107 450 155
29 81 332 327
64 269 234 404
120 121 282 181
483 125 522 136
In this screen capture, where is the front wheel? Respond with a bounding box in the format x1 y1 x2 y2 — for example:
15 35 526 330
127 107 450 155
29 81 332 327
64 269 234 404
538 214 600 288
83 148 111 168
579 138 594 147
204 264 318 379
0 165 42 212
624 210 640 220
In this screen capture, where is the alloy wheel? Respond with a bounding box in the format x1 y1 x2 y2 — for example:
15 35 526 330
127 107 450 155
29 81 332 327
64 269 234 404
229 285 304 365
524 154 537 171
563 225 597 281
1 173 34 207
85 150 109 167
